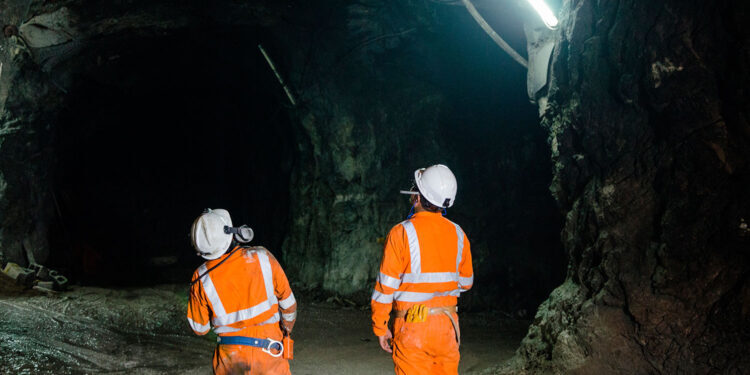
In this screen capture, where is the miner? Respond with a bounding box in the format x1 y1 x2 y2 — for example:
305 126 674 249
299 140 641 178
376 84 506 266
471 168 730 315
187 208 297 374
371 164 474 374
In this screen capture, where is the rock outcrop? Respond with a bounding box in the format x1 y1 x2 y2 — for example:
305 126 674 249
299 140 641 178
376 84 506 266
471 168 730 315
510 0 750 373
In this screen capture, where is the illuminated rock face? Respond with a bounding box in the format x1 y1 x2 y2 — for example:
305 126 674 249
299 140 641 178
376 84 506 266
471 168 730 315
514 0 750 373
246 3 567 308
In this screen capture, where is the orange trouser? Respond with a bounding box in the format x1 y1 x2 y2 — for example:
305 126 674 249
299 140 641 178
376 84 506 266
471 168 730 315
213 323 290 375
392 313 460 375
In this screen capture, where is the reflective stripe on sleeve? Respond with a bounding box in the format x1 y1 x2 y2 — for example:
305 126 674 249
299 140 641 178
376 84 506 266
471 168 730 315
401 272 457 284
371 290 394 304
458 275 474 286
393 289 461 302
402 221 421 274
187 317 210 333
279 293 296 310
282 311 297 321
458 275 474 287
378 272 402 289
257 251 278 305
454 223 464 273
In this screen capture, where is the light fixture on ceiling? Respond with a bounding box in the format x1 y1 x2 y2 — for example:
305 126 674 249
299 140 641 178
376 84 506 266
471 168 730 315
525 0 559 29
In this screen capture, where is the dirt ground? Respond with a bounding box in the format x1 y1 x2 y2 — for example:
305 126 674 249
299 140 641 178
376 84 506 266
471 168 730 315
0 283 529 374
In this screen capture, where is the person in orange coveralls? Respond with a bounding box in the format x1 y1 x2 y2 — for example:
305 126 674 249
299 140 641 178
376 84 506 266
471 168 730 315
187 208 297 374
371 164 473 375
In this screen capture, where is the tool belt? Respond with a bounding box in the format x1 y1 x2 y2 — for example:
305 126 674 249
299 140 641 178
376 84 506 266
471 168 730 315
393 305 461 346
217 336 284 358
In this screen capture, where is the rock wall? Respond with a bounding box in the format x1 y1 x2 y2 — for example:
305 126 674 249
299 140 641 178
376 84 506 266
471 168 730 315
277 1 564 308
510 0 750 373
0 1 60 268
283 75 447 298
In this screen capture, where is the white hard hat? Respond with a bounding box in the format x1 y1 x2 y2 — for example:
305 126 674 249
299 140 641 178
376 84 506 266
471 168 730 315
191 208 233 260
413 164 457 208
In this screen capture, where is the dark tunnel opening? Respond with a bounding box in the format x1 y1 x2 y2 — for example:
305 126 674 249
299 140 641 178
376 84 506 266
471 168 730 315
48 27 295 286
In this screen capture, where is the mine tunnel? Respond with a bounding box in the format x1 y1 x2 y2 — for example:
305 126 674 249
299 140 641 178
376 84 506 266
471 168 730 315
49 28 295 286
1 0 749 374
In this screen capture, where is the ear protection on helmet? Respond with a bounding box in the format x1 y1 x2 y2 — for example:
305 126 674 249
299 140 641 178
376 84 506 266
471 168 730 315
224 225 254 243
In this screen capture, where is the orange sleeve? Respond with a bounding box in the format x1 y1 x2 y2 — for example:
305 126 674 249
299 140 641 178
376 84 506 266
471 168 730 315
269 251 297 331
187 271 211 335
458 231 473 291
371 224 407 336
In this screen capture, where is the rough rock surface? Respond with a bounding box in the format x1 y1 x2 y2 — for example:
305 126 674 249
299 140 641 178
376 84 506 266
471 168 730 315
504 0 750 373
275 1 564 310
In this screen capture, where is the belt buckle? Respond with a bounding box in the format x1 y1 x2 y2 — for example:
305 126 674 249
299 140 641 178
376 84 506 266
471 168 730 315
262 338 284 358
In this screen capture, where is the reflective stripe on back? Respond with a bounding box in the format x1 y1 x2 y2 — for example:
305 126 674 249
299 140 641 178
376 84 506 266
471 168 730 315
401 221 421 274
257 251 278 305
401 272 456 284
198 250 279 330
198 264 227 317
260 312 280 325
393 289 462 302
213 299 272 326
391 219 465 304
214 325 241 334
214 311 280 334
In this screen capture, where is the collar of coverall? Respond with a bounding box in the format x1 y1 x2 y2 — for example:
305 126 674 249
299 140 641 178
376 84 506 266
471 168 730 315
410 211 443 218
204 246 241 265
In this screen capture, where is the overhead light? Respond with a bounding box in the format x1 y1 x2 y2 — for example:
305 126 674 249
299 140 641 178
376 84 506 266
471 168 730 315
525 0 559 29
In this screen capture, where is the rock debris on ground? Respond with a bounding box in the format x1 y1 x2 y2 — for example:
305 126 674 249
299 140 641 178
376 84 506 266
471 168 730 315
0 283 529 374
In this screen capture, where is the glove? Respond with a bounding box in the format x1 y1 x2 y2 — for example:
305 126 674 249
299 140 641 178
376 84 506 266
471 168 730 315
405 304 428 323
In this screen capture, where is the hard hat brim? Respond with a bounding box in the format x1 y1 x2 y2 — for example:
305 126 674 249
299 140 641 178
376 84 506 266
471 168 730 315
399 190 419 195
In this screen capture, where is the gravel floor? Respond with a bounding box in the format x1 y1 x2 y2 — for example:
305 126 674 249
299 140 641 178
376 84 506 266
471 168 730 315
0 282 529 374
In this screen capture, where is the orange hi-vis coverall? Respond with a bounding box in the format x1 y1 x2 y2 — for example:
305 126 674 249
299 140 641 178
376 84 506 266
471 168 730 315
188 246 297 375
371 211 473 375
